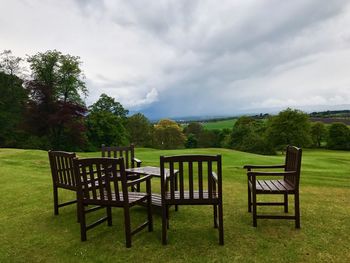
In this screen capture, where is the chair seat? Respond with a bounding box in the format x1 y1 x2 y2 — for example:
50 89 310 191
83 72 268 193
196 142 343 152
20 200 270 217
249 179 295 193
165 191 219 204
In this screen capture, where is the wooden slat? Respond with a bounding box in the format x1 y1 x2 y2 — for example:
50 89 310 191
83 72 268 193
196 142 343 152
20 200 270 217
277 179 294 191
198 161 203 199
258 180 270 191
189 162 193 199
208 161 212 199
170 162 175 201
57 156 64 184
88 164 97 200
125 151 129 168
81 165 89 199
179 162 184 199
113 164 120 201
96 163 104 201
264 180 278 191
63 156 71 186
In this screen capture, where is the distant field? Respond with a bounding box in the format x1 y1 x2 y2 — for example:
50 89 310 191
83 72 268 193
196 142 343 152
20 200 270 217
202 118 237 130
1 147 349 262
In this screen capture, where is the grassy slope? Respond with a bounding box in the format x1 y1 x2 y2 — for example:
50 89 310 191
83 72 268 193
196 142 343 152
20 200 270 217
0 148 349 262
202 118 237 130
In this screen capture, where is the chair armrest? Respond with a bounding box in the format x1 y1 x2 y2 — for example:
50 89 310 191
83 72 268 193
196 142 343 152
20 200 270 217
211 172 218 183
247 171 297 177
132 158 142 167
243 164 285 170
127 174 152 186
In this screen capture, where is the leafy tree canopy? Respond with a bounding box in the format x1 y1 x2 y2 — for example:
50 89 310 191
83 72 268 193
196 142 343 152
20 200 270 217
89 93 128 118
25 50 88 150
126 113 152 147
311 122 326 147
266 108 311 149
183 122 203 137
153 119 185 149
27 50 87 104
327 122 350 150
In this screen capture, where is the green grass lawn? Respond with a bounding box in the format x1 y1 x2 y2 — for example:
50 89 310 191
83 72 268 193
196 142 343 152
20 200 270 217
202 118 237 130
0 148 349 262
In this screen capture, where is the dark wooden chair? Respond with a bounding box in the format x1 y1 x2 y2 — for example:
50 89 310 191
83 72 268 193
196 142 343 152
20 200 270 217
48 150 79 220
244 145 302 228
73 157 153 248
101 144 142 191
160 155 224 245
48 150 103 221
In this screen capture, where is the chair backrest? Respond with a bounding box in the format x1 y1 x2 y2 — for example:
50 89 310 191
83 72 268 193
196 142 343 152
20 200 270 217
160 155 222 203
73 157 129 204
48 150 77 189
101 144 135 169
284 146 302 187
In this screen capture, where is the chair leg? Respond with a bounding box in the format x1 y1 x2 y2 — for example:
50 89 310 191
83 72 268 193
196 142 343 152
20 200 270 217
166 205 170 229
79 202 87 241
252 191 257 227
295 192 300 229
107 206 112 226
123 207 132 248
213 205 218 228
147 195 153 232
218 202 224 245
76 192 80 223
53 186 59 215
162 205 168 245
248 184 252 212
284 193 288 213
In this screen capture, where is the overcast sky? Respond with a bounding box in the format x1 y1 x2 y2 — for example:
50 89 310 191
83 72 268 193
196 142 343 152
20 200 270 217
1 0 350 119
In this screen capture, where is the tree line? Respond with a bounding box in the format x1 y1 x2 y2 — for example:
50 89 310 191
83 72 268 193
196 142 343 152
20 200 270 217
1 50 349 153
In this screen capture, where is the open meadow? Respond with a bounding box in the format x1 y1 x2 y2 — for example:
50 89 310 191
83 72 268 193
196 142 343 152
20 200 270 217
0 148 349 262
202 118 237 130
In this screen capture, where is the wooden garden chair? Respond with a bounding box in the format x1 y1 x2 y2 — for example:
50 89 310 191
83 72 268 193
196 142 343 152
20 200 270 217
73 157 153 248
48 150 78 219
160 155 224 245
101 144 142 191
48 151 103 221
244 145 302 228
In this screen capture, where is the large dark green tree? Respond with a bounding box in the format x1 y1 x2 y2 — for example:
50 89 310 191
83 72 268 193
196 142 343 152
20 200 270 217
311 121 327 147
183 122 204 148
0 50 28 147
86 94 129 149
327 123 350 150
126 113 152 147
25 50 87 150
230 116 274 154
266 108 311 149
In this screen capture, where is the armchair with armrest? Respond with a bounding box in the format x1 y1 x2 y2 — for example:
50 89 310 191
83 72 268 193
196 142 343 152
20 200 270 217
244 146 302 228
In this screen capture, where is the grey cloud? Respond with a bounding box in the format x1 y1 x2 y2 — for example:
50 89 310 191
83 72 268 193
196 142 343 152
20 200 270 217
3 0 350 119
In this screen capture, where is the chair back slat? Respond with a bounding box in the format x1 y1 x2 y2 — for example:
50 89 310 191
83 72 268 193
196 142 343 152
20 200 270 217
101 144 135 169
73 157 127 204
198 161 203 199
284 146 302 187
170 162 176 201
208 161 213 200
179 162 184 199
188 162 194 199
48 151 77 188
160 155 222 204
63 156 72 186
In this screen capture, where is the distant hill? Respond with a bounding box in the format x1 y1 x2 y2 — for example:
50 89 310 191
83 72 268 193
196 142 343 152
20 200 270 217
177 110 350 129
